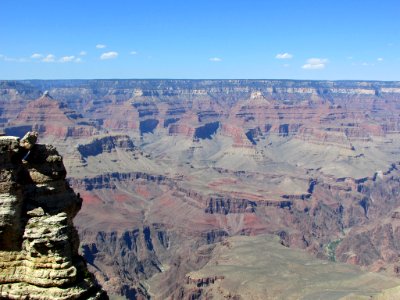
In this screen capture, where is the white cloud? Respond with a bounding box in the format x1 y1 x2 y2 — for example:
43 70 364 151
302 58 328 70
100 51 118 60
276 53 293 59
79 51 87 56
42 54 56 63
209 57 222 62
75 57 82 63
60 55 76 63
377 57 384 61
96 44 106 49
31 53 43 59
130 51 138 55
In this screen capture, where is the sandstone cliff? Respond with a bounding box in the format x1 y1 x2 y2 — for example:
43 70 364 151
0 135 107 299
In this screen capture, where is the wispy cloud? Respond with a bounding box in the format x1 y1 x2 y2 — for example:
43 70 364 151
0 54 28 62
130 51 138 55
42 54 56 63
276 53 293 59
96 44 106 49
100 51 118 60
361 62 375 66
2 53 83 63
302 58 328 70
31 53 43 59
59 56 76 63
79 51 87 56
209 57 222 62
377 57 384 61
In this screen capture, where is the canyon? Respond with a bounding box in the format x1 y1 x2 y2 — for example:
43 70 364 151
2 79 400 299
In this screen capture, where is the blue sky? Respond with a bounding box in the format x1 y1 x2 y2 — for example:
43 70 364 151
0 0 399 80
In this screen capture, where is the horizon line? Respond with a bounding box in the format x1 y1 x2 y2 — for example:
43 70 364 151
1 78 400 83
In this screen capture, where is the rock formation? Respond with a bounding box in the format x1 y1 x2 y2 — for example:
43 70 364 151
0 134 107 299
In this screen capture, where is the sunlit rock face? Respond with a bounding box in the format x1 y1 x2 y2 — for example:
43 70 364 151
0 135 107 300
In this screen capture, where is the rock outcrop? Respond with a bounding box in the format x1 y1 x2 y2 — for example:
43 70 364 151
0 135 107 299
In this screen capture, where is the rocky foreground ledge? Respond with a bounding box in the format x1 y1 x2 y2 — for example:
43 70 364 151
0 135 107 299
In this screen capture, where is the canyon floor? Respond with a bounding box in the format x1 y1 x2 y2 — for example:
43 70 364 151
176 235 400 300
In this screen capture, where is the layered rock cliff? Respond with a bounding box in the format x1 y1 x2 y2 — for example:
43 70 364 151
0 135 107 299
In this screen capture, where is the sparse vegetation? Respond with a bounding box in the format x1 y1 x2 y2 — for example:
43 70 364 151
326 239 342 262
